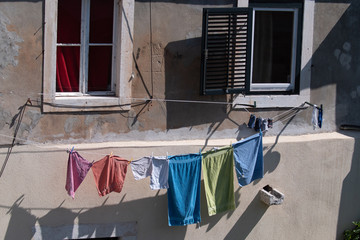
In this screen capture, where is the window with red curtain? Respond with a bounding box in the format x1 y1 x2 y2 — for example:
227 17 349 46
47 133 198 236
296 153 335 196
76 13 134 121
56 0 114 94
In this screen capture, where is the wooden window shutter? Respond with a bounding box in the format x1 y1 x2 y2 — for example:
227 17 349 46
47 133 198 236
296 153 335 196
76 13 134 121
200 8 252 95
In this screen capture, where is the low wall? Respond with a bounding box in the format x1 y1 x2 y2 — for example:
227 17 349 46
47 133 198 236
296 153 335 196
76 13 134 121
0 131 359 239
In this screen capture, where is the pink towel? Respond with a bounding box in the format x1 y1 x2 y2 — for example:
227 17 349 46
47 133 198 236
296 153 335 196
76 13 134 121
65 151 92 199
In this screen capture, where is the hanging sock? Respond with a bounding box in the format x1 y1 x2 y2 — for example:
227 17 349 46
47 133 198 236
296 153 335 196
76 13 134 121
232 132 264 187
247 114 256 129
312 105 318 130
65 151 93 199
202 147 235 216
254 118 262 132
261 118 268 132
318 105 323 128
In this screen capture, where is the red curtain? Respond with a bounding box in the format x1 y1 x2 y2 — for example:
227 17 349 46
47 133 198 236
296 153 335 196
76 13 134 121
56 0 81 92
56 46 80 92
56 0 113 92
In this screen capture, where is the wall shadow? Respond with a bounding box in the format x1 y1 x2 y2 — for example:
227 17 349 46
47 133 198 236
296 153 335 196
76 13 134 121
4 193 186 240
4 195 36 240
311 1 360 238
336 137 360 239
36 207 78 240
199 180 241 232
224 192 269 240
165 38 228 129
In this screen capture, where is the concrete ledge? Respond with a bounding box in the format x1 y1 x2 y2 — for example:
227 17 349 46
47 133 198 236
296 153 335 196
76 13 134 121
1 131 357 152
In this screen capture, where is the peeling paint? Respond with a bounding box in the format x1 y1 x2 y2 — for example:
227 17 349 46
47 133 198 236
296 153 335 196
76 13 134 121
85 115 97 126
127 109 143 131
350 85 360 99
185 27 202 39
0 10 23 75
84 115 118 138
26 110 42 128
0 105 11 130
64 117 80 134
334 42 352 70
351 90 357 99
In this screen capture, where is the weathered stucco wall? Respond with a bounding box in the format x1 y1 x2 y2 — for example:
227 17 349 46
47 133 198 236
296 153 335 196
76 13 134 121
0 0 360 239
312 1 360 132
0 132 359 239
0 1 358 145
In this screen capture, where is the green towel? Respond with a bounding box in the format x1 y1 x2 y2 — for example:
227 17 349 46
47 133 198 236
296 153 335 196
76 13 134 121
202 146 235 216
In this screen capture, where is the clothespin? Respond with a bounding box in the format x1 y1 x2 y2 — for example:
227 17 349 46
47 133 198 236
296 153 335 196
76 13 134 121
70 146 74 154
211 147 219 152
26 98 32 106
110 152 113 157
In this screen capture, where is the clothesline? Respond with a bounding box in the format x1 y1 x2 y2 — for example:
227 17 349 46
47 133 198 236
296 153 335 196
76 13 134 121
0 91 246 106
0 103 312 153
26 97 309 123
1 90 311 116
0 90 318 127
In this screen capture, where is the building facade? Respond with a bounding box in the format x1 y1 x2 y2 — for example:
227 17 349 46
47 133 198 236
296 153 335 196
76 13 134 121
0 0 359 239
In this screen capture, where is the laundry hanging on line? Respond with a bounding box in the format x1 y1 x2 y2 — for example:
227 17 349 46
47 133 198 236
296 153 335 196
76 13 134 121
130 155 169 190
233 131 264 187
65 150 93 199
248 114 272 132
311 105 323 129
202 146 235 216
247 101 324 132
167 153 202 226
91 154 129 197
64 131 264 226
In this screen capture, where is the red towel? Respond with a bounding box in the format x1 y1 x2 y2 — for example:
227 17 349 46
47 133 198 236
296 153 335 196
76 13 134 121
92 155 128 196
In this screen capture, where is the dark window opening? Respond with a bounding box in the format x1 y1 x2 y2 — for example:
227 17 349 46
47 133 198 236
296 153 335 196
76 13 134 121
252 10 294 84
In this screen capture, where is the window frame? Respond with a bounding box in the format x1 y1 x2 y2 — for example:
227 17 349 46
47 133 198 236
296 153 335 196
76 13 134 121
233 0 312 108
43 0 134 112
249 6 300 92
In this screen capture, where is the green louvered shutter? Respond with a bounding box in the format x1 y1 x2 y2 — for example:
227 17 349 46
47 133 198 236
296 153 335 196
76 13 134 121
200 8 252 95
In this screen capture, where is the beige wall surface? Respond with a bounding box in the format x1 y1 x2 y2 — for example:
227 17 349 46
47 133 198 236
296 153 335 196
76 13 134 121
0 132 359 239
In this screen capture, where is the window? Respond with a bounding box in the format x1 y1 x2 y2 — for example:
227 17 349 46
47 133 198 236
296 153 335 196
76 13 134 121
250 7 300 92
201 0 313 107
43 0 134 112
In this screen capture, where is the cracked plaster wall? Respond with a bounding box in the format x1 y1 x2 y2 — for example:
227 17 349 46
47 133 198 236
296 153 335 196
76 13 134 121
0 10 22 76
0 1 359 144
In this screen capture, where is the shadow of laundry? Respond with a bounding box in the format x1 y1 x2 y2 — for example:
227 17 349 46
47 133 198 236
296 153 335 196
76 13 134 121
224 192 269 240
4 195 37 240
